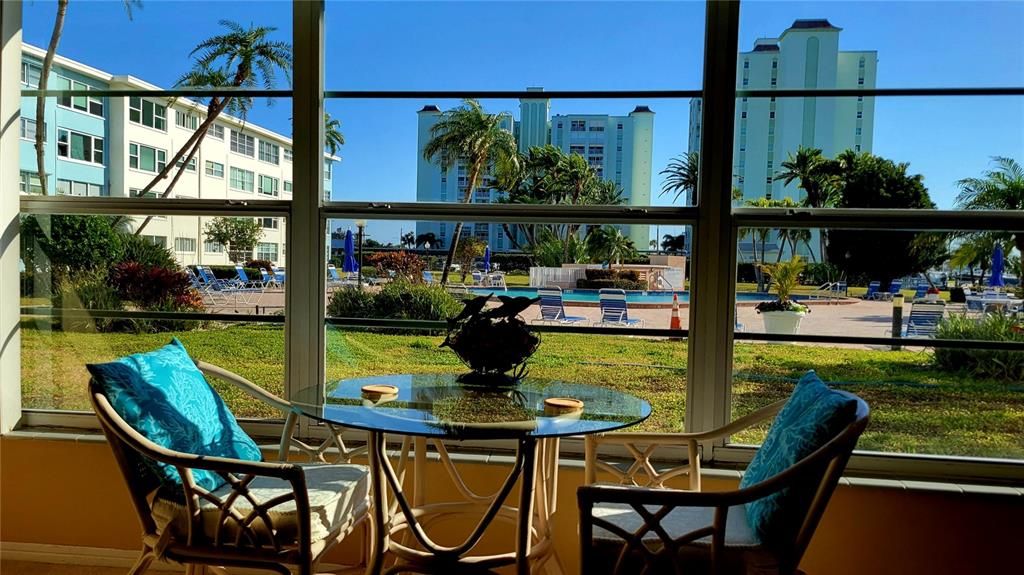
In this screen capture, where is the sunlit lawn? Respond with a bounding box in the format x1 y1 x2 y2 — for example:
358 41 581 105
20 321 1023 459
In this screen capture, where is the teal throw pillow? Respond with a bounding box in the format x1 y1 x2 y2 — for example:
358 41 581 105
739 371 857 545
87 338 262 492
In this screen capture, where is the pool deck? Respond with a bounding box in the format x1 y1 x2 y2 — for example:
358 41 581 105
209 289 903 349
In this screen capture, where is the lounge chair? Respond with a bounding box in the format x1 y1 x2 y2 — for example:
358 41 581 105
881 279 903 301
422 270 436 284
903 303 945 338
471 271 485 286
489 272 508 290
536 286 587 325
260 267 281 289
912 284 928 300
833 281 848 297
271 265 286 286
863 281 881 300
235 264 265 289
327 264 354 290
595 289 644 327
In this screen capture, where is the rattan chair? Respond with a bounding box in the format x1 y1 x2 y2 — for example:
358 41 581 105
90 361 370 575
578 392 869 575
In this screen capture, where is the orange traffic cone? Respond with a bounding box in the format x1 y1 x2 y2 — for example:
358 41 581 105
670 293 682 330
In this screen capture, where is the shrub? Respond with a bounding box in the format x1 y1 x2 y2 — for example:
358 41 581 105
366 251 426 282
584 269 639 282
20 214 124 282
576 278 646 290
110 262 193 308
246 259 274 272
327 287 376 318
207 265 261 280
490 253 531 272
373 280 463 321
934 314 1024 382
52 270 128 333
119 233 178 270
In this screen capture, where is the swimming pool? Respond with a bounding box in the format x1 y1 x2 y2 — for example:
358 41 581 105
467 287 812 305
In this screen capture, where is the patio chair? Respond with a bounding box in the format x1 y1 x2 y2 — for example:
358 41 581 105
488 271 508 291
862 281 880 300
595 289 644 327
536 286 587 325
880 279 903 301
903 303 945 338
235 264 265 289
87 339 370 575
271 265 286 286
579 371 869 575
326 264 352 290
912 284 928 300
471 271 485 286
260 268 281 289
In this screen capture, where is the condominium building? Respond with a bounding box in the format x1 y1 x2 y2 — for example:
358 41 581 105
689 19 877 259
416 88 654 251
17 43 338 267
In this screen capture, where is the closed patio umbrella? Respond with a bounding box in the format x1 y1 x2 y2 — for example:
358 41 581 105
989 244 1005 287
483 245 491 272
343 229 359 273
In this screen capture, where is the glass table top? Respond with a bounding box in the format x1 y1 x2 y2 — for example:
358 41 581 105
290 374 652 439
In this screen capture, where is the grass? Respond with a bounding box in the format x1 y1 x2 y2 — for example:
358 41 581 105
21 321 1024 459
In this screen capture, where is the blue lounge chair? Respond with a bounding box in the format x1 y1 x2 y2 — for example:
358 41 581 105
863 281 881 300
471 271 485 286
881 279 903 301
260 267 280 289
271 265 286 286
234 264 264 289
422 270 436 284
903 303 945 338
536 286 587 325
595 289 644 327
913 284 928 300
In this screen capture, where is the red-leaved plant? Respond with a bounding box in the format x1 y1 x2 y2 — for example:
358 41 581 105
110 262 200 309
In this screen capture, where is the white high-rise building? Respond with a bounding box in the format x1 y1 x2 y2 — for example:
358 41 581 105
416 89 654 251
689 19 877 259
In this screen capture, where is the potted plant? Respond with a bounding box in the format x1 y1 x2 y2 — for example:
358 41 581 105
755 256 810 335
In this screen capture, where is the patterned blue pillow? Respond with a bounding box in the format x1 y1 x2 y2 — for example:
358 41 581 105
87 338 262 492
739 371 857 546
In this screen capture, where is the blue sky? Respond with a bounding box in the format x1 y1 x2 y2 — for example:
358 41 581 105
22 1 1024 243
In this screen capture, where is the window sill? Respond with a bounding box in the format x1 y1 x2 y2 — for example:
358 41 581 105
4 428 1021 499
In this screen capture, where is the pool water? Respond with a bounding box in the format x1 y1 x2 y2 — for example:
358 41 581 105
468 287 801 304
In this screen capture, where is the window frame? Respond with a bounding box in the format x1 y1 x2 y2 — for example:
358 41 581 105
5 0 1023 487
56 127 104 165
230 166 255 192
230 129 256 157
258 140 281 165
128 97 167 131
128 141 167 173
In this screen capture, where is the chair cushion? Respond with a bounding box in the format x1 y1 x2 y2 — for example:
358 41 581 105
739 371 857 545
591 502 779 575
87 338 262 492
152 463 370 547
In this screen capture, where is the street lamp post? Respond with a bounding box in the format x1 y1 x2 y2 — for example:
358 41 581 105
356 219 367 287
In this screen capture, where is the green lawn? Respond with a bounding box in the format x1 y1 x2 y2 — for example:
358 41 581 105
20 321 1024 459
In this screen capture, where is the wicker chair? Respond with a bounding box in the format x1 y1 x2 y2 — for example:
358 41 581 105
89 361 370 575
578 391 869 575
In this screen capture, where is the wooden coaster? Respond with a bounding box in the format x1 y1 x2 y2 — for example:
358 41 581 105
361 384 398 401
544 397 584 416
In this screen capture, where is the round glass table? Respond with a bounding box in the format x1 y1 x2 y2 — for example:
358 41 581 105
290 374 651 575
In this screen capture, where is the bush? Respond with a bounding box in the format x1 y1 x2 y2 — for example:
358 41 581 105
120 233 178 270
207 265 261 280
20 214 124 283
110 262 193 308
934 314 1024 382
326 286 376 318
584 268 639 282
366 251 426 282
52 270 128 333
246 259 274 272
577 278 647 290
373 280 463 321
490 253 532 272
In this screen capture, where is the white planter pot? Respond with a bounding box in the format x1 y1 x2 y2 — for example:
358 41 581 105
760 310 806 335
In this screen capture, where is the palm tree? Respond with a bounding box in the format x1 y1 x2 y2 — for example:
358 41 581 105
324 112 345 156
131 20 291 235
35 1 141 194
957 157 1024 255
588 226 637 268
659 151 699 204
422 99 518 284
775 146 838 259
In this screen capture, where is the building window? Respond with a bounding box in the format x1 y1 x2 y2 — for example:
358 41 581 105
204 240 224 253
856 127 862 136
569 145 585 155
772 59 778 69
588 123 605 132
175 110 199 130
258 141 280 164
256 242 279 262
857 111 863 119
743 60 749 69
770 78 777 86
19 118 44 141
258 175 279 197
57 129 104 165
229 167 255 192
129 142 166 173
143 235 168 248
741 112 747 119
284 180 293 193
21 62 41 87
129 98 167 131
855 144 861 152
209 124 225 140
769 111 775 119
570 120 586 131
205 161 224 178
260 217 279 229
19 171 44 194
230 130 256 157
55 75 103 117
174 237 197 252
858 78 865 86
175 156 198 172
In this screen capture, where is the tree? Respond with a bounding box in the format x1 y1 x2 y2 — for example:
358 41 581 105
324 112 345 156
21 215 124 286
422 99 519 285
587 226 637 268
400 231 415 249
661 233 687 253
35 1 141 195
949 233 1013 286
131 20 291 235
825 153 948 285
659 151 699 205
203 217 264 263
415 232 438 248
956 157 1024 290
775 146 840 258
453 237 487 282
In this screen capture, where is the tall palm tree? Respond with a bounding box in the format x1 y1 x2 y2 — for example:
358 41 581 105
132 20 291 235
422 99 518 284
324 112 345 156
588 226 637 268
35 1 141 194
775 146 836 208
659 151 699 204
957 157 1024 253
